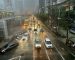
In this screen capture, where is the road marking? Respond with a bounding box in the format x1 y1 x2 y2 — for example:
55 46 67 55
45 49 51 60
41 21 65 60
8 56 21 60
46 28 65 60
54 46 65 60
46 31 65 60
43 41 50 60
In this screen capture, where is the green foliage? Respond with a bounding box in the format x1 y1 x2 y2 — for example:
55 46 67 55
58 7 74 30
36 13 49 22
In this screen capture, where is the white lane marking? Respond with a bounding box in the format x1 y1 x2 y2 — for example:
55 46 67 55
54 46 65 60
43 41 50 60
8 56 21 60
46 29 65 60
41 21 65 60
19 56 21 60
45 49 51 60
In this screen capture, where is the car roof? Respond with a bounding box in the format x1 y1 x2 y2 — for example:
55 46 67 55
35 39 41 42
45 38 51 41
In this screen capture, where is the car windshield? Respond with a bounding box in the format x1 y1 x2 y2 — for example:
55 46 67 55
46 41 51 44
71 28 75 30
35 40 41 44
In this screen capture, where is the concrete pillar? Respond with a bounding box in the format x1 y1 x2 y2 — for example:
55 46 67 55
3 20 9 40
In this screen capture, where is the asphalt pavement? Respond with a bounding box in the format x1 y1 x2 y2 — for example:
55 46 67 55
0 16 69 60
42 21 75 60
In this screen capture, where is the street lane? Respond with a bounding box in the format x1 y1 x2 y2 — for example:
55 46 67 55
0 33 33 60
40 19 75 60
32 23 63 60
0 16 67 60
34 18 64 60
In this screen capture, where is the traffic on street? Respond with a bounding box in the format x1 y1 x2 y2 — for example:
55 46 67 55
0 16 70 60
0 0 75 60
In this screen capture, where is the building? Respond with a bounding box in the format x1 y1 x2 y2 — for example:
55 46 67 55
0 11 24 42
13 0 24 15
39 0 45 13
3 0 13 11
0 16 16 41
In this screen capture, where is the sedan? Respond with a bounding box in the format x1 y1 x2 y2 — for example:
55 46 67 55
69 28 75 34
45 38 53 48
0 42 18 54
35 40 41 48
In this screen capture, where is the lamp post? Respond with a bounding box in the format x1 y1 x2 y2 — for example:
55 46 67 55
66 0 72 44
57 6 61 33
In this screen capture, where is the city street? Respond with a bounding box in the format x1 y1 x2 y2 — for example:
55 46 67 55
0 0 75 60
0 16 63 60
0 36 33 60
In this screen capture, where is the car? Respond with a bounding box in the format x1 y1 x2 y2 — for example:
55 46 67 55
66 37 75 50
16 36 21 40
34 29 37 31
35 40 41 48
0 42 18 54
45 38 53 48
22 32 29 40
28 28 32 31
69 28 75 34
40 28 44 33
21 36 28 40
24 32 29 36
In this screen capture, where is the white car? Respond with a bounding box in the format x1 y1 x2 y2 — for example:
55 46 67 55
21 36 28 40
35 40 41 48
24 32 29 36
22 32 29 40
45 38 53 48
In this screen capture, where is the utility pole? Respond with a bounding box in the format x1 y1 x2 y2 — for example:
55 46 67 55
66 0 71 44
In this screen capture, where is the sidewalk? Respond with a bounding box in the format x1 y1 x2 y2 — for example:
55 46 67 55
59 38 75 57
0 41 8 48
55 27 75 57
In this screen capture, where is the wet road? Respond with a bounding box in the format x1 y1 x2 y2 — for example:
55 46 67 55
0 36 33 60
0 28 63 60
32 30 63 60
0 16 66 60
41 20 75 60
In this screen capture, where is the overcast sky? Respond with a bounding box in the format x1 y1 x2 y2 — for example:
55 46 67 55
0 0 39 14
0 0 65 15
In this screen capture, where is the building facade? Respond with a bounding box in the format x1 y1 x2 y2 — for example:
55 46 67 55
0 11 24 42
39 0 45 13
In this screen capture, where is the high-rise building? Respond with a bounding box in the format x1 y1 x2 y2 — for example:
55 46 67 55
39 0 45 13
13 0 24 15
3 0 13 11
45 0 59 15
0 11 24 41
45 0 51 14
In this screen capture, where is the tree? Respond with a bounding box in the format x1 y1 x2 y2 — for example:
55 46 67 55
36 13 49 22
59 8 74 44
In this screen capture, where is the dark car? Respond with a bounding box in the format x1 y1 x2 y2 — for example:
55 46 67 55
69 28 75 34
34 29 37 31
0 42 18 54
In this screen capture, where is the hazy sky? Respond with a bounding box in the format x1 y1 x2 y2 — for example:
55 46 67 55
0 0 65 15
0 0 4 9
0 0 39 14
